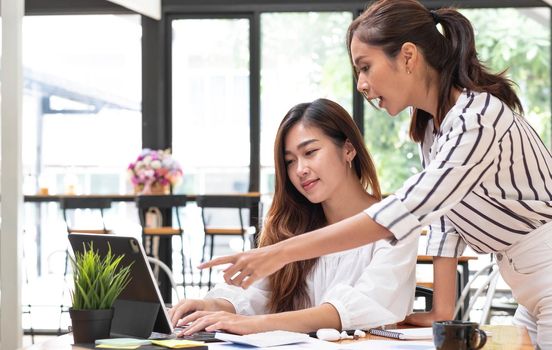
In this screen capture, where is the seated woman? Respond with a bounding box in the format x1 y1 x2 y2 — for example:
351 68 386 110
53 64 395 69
168 98 419 335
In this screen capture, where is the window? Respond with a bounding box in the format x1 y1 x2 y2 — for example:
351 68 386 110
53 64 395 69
23 15 142 195
171 18 250 194
260 12 353 194
462 7 550 146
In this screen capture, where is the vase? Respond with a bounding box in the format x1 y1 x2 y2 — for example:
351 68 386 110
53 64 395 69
135 182 170 195
151 182 170 195
70 308 114 344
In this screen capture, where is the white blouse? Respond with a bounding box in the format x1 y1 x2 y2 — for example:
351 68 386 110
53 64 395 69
365 89 552 256
205 232 418 330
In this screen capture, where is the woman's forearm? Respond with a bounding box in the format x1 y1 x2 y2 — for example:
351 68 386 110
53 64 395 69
259 304 342 333
205 298 236 313
283 212 393 264
431 256 458 319
402 256 458 327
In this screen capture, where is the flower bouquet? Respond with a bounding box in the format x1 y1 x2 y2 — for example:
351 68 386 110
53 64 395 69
128 149 183 194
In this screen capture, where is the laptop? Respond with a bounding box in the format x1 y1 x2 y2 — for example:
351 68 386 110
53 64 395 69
68 233 174 339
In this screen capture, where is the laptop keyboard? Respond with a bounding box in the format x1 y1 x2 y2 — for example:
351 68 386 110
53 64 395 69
150 330 221 343
179 331 220 342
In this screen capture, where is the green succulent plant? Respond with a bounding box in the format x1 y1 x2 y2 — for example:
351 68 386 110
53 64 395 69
70 243 133 310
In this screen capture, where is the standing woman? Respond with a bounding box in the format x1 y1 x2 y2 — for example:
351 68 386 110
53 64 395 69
202 0 552 347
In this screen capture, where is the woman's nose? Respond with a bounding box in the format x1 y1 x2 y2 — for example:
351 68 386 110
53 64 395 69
296 159 309 176
357 79 369 95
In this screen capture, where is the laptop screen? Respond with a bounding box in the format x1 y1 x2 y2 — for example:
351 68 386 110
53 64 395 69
68 233 174 338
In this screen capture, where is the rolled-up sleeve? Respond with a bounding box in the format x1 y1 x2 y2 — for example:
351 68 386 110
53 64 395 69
320 232 419 329
364 194 423 241
426 215 466 257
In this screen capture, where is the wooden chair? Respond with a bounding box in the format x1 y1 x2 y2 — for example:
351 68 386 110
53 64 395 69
453 262 502 324
415 285 434 312
147 257 181 303
135 194 189 295
196 194 260 289
60 196 113 235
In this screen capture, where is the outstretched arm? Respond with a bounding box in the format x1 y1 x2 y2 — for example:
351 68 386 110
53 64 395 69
200 212 393 289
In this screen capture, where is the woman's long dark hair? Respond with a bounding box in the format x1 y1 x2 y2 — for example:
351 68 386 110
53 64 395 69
259 98 381 313
347 0 523 142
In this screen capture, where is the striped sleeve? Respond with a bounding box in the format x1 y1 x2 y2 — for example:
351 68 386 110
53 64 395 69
426 216 466 257
365 92 512 242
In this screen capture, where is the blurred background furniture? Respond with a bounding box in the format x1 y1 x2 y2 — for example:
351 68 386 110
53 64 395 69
416 254 478 318
454 262 501 324
135 194 188 300
414 285 434 312
196 193 261 289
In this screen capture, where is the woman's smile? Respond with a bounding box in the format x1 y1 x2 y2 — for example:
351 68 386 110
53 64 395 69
301 178 320 191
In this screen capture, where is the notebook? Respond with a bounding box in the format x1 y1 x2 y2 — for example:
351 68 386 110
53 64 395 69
69 234 174 338
368 327 433 340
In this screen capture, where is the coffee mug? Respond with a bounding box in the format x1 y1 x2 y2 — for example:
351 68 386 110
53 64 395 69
433 320 487 350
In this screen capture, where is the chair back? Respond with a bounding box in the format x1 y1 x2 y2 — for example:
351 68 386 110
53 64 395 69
135 195 188 210
454 262 500 324
196 194 261 289
415 285 433 312
60 196 113 234
195 194 260 233
59 196 112 210
195 195 259 209
135 195 187 230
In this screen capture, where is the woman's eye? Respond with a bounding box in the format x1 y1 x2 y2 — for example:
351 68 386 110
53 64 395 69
285 159 294 167
360 65 369 73
305 149 319 156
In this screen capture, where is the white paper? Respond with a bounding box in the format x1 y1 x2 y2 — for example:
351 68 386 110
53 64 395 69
207 337 340 350
392 327 433 340
337 339 435 350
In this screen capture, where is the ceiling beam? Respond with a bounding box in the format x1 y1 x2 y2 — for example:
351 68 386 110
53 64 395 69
107 0 160 19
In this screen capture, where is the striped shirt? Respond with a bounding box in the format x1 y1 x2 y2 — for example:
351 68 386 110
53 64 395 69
365 89 552 257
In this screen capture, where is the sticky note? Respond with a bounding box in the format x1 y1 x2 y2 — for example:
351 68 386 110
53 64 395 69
95 338 152 348
150 339 205 348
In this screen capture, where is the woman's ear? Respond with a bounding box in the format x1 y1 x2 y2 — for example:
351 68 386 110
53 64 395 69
344 139 357 162
400 42 418 74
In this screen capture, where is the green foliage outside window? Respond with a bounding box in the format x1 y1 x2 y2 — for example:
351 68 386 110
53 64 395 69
363 8 550 194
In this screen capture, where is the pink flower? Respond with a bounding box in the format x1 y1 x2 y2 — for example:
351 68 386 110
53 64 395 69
128 148 183 187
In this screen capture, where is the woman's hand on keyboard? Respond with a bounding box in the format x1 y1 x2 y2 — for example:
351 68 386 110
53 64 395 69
168 299 206 327
169 298 236 328
177 311 265 336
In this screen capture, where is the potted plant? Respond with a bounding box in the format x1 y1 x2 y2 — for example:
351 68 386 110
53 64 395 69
69 243 133 344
